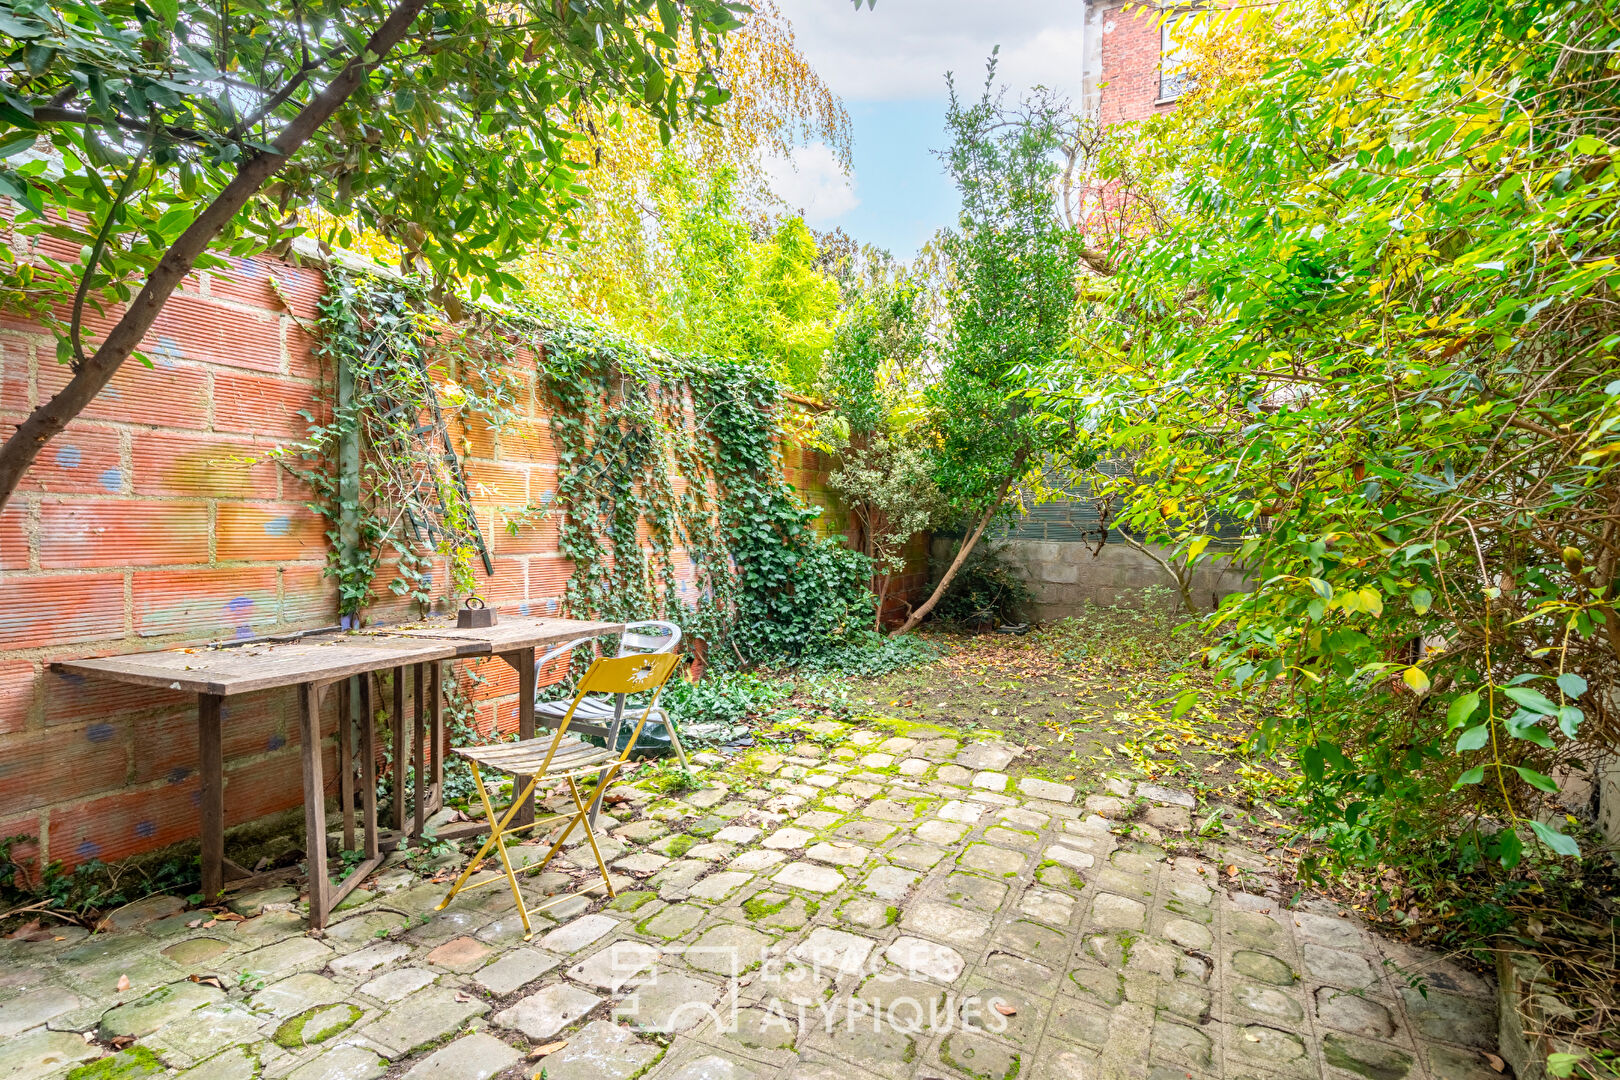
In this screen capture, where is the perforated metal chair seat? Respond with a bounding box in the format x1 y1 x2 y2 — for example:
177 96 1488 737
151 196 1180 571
452 737 615 779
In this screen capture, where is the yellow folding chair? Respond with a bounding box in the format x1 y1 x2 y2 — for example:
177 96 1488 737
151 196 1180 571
436 651 681 939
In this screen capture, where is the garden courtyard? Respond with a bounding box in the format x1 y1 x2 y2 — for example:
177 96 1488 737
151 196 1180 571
0 629 1502 1080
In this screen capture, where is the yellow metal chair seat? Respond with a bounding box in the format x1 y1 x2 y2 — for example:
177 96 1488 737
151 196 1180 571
437 651 680 940
453 738 615 779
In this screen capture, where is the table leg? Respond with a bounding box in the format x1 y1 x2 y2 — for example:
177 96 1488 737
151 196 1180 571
359 673 379 860
413 663 427 836
392 666 407 832
512 648 537 828
430 661 444 795
198 694 225 902
297 682 331 930
339 678 355 851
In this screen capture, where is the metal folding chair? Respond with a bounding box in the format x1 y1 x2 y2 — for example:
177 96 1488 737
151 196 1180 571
436 651 681 939
534 620 690 770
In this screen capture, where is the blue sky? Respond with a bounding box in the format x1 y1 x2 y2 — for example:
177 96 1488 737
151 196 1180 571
767 0 1091 258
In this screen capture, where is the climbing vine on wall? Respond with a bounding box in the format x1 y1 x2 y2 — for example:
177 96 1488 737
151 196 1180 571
283 271 524 619
299 268 873 662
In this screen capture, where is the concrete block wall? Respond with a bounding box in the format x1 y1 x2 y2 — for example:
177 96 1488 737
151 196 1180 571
0 248 873 874
931 535 1248 622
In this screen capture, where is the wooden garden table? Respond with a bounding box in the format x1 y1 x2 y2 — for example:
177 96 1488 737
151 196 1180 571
53 613 620 928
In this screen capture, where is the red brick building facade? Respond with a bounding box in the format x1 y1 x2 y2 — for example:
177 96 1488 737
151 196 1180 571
1085 0 1191 126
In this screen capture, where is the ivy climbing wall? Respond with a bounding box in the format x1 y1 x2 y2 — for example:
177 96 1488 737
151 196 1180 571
0 251 887 875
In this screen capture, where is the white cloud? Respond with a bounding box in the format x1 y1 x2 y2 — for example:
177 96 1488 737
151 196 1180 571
774 0 1091 104
762 142 860 224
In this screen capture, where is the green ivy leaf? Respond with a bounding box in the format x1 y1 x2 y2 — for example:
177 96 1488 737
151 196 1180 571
1511 765 1558 793
1555 672 1586 700
1503 686 1560 717
1446 691 1479 730
1528 820 1580 858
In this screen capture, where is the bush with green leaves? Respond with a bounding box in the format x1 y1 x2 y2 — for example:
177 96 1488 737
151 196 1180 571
1027 0 1620 877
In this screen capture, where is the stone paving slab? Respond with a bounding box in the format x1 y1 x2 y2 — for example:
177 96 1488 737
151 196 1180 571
3 719 1505 1080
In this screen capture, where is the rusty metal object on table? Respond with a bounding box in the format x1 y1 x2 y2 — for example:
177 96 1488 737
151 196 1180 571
457 595 496 629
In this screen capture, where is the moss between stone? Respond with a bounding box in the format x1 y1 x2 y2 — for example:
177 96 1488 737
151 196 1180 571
664 834 696 858
885 906 901 926
273 1002 363 1049
743 895 791 922
610 890 657 913
66 1047 166 1080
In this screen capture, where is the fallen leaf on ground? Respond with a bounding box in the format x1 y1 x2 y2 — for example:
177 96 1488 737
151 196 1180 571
1225 865 1238 877
115 974 130 992
186 919 203 929
202 920 218 929
1484 1053 1506 1073
994 1002 1017 1016
530 1040 567 1059
453 990 475 1003
7 919 41 940
188 974 225 989
109 1035 135 1049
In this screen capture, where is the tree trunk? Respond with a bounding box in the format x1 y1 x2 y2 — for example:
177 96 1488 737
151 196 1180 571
891 450 1028 635
1116 530 1197 615
0 0 431 512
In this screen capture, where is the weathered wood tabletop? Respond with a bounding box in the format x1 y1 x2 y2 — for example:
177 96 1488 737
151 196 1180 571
55 633 462 695
381 614 625 657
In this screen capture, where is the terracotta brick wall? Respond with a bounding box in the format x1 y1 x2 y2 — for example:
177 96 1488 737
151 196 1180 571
0 253 337 875
0 252 920 874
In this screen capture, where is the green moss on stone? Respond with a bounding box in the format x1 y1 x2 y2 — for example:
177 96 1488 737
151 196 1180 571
743 895 790 921
273 1003 363 1049
664 835 695 858
610 890 657 912
66 1047 165 1080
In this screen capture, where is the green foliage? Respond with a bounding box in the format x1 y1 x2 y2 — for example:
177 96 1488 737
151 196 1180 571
818 249 926 436
930 542 1032 628
285 272 521 616
1029 0 1620 873
0 833 199 919
0 0 745 351
697 362 877 661
661 668 794 732
932 62 1078 511
570 157 840 394
826 434 943 628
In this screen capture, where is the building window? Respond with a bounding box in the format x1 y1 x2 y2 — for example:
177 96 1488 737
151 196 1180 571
1159 9 1200 101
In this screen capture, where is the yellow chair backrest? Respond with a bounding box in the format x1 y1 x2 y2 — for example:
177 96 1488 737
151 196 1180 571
578 651 681 695
533 652 682 777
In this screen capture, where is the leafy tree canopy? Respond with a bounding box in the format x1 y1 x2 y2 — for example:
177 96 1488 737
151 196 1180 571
0 0 748 505
1029 0 1620 873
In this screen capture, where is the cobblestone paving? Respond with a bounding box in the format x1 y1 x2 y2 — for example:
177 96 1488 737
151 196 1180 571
0 723 1501 1080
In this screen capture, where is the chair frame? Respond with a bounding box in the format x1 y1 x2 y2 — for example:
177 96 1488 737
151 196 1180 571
436 651 681 939
533 619 689 770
